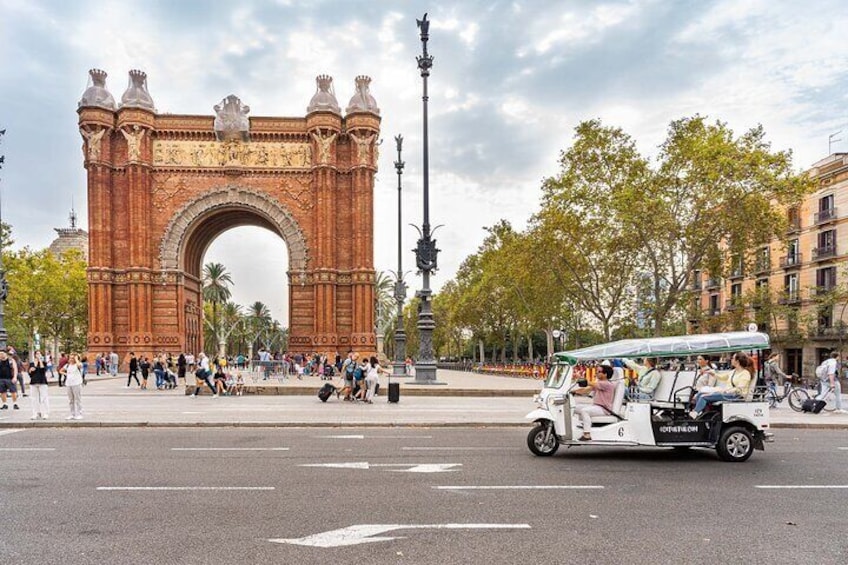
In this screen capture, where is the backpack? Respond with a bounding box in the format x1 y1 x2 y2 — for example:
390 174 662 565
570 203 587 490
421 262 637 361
353 366 364 381
815 361 828 380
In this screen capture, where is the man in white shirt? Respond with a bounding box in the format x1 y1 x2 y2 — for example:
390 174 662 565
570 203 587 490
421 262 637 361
817 351 845 413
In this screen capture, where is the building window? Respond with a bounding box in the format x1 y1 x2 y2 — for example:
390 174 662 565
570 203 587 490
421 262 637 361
817 267 837 291
819 229 836 249
816 195 836 223
731 283 742 298
709 294 719 315
756 278 769 290
691 269 702 290
787 206 801 231
784 273 799 301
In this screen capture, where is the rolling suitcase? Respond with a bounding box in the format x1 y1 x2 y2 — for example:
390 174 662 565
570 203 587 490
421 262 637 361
801 398 827 414
318 383 336 402
388 381 400 403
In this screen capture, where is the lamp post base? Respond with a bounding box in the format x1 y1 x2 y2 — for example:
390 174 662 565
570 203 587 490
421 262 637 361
392 361 411 377
412 362 446 385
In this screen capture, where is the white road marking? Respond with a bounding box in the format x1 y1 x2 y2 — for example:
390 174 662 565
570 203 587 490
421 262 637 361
402 447 501 451
318 434 434 439
97 486 275 491
838 447 848 450
170 448 290 451
181 412 203 415
0 429 24 436
269 523 531 548
755 485 848 489
301 462 461 473
0 448 56 452
435 485 604 491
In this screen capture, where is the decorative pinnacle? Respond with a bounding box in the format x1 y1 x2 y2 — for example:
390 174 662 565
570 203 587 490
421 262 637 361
89 68 108 86
355 75 372 87
316 74 333 90
128 69 147 81
416 14 434 77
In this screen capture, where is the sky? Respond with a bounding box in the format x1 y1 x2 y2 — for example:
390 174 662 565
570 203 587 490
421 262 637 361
1 0 847 324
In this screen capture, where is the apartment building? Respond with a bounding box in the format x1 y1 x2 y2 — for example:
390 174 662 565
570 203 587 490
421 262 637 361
690 152 848 379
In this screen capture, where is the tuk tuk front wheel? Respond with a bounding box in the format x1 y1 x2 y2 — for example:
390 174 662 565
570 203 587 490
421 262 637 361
527 422 559 456
716 426 753 462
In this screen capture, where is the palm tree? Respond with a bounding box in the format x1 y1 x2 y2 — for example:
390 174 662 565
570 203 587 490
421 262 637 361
246 301 272 361
375 271 396 332
202 262 233 354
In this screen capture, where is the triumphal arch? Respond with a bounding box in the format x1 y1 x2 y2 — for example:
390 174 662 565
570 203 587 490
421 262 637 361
78 69 379 358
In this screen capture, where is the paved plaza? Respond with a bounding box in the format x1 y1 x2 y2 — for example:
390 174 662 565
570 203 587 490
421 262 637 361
1 369 845 429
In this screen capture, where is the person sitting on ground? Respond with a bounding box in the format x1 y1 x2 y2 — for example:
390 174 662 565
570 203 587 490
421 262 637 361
213 366 228 397
690 351 754 419
623 357 660 401
572 365 616 441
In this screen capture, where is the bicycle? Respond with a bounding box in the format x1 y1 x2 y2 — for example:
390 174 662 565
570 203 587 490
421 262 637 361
764 375 809 412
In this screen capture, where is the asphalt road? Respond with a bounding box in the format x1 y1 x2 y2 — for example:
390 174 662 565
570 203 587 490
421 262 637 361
1 427 846 565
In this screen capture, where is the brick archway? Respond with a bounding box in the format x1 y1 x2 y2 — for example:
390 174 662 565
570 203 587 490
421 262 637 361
158 186 308 274
79 71 380 359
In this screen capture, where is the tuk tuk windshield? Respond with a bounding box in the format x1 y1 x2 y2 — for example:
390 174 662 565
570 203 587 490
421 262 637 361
544 363 571 389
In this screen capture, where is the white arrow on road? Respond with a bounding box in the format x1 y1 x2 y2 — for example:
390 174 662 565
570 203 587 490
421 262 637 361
269 523 531 548
300 462 462 473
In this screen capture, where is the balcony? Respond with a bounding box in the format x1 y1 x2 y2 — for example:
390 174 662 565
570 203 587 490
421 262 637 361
705 278 721 290
812 245 837 261
778 291 801 305
707 308 721 317
814 208 838 225
812 325 840 340
786 217 801 234
813 285 836 297
779 253 802 269
690 280 702 291
729 267 744 280
753 259 771 275
725 298 743 311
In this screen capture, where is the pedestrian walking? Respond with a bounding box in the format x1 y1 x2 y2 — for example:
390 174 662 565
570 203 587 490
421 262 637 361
28 351 49 420
57 352 68 387
109 350 119 376
177 353 187 384
0 349 20 410
365 356 390 403
139 356 151 389
817 351 845 413
61 353 84 420
12 351 27 397
191 352 216 397
127 353 140 387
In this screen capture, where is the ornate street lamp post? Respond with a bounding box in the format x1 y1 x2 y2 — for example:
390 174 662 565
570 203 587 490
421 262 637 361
0 128 8 350
412 13 443 384
392 134 409 377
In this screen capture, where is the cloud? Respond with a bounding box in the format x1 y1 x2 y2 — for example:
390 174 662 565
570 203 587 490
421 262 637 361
2 0 847 325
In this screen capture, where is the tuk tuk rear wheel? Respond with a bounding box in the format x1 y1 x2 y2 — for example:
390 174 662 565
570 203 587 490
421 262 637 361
716 426 753 462
527 422 559 456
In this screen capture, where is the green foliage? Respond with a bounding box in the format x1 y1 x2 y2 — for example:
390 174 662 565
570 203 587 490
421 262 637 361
427 115 813 357
4 247 88 353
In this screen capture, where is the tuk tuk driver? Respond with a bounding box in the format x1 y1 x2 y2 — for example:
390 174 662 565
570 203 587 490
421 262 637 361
573 365 616 441
623 357 660 401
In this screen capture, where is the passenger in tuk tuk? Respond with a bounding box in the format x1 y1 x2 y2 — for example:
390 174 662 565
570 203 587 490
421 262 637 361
694 355 717 391
572 365 616 441
690 351 754 419
623 357 660 401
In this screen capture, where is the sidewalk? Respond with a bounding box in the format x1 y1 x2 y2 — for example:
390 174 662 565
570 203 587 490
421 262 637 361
1 369 845 428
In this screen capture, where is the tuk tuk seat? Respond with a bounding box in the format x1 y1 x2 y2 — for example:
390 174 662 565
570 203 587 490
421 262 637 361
590 377 626 425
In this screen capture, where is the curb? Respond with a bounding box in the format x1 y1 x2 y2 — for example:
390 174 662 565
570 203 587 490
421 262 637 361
2 421 847 430
184 387 534 398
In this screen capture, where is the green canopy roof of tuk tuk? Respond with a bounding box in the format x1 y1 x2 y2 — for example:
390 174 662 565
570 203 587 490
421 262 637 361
552 332 770 364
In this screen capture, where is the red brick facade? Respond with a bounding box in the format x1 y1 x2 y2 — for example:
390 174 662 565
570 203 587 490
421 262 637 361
79 93 379 360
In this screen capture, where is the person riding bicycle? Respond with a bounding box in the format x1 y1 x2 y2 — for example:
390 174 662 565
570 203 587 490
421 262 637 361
764 353 788 391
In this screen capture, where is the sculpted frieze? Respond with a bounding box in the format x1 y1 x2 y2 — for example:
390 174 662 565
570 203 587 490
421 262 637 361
152 140 312 169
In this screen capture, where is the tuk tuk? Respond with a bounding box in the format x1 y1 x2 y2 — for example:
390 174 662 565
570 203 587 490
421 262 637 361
526 331 774 462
